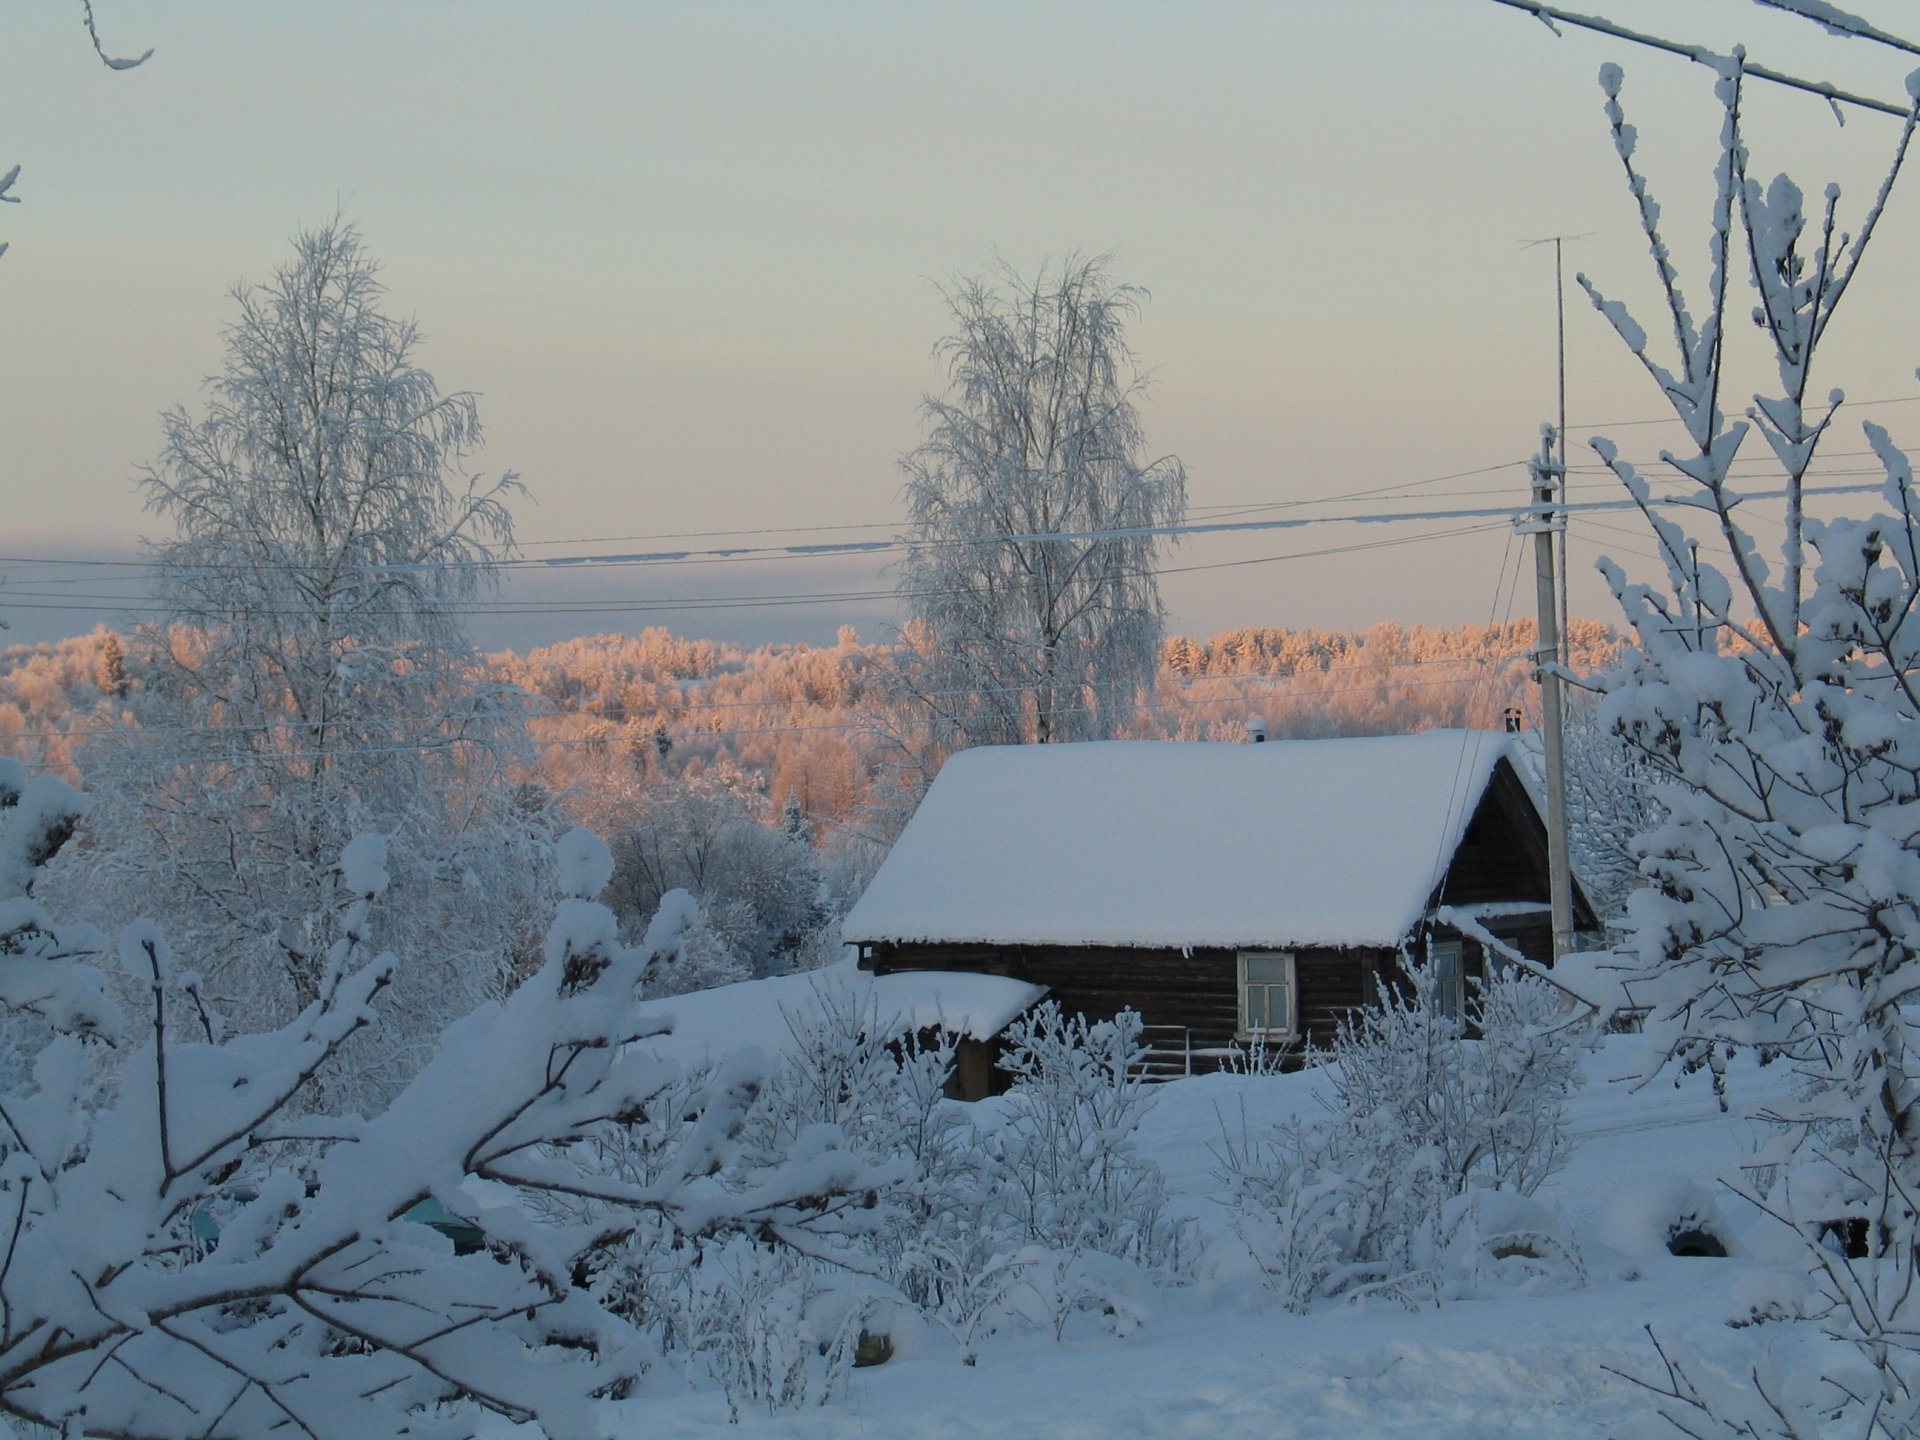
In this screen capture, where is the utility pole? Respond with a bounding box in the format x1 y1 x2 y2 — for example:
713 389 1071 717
1523 429 1576 962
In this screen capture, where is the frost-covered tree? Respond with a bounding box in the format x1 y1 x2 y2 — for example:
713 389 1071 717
1530 12 1920 1433
0 816 884 1440
49 219 547 1100
895 254 1187 748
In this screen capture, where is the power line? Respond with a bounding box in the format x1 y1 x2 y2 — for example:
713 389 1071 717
0 522 1507 623
14 397 1915 581
0 481 1890 585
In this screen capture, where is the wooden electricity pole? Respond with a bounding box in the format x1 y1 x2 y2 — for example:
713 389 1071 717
1525 431 1576 961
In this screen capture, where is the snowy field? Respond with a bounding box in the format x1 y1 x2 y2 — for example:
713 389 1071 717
570 975 1823 1440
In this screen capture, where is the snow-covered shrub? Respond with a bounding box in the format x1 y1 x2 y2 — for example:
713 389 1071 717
0 758 113 1046
905 1217 1031 1366
1220 1028 1289 1077
992 1002 1187 1275
1327 958 1581 1214
1220 960 1583 1309
573 983 969 1374
1216 1115 1379 1313
571 989 1189 1375
645 892 755 997
734 986 1046 1363
1437 1190 1588 1299
0 815 886 1440
688 1239 871 1420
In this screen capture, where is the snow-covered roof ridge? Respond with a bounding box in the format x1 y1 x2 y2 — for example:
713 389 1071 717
844 730 1519 951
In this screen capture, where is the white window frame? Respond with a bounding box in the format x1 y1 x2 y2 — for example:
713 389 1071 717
1237 950 1298 1040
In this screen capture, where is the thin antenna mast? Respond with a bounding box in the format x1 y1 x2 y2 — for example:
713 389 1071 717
1521 232 1592 669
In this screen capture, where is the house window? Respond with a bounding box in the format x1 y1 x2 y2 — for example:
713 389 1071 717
1429 938 1465 1021
1238 951 1297 1038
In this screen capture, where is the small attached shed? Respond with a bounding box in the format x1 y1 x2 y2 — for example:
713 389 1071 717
843 730 1597 1081
629 960 1047 1101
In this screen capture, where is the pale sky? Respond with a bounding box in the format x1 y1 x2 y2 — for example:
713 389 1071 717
7 0 1920 651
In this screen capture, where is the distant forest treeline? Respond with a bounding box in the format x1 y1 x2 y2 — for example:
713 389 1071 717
3 619 1628 846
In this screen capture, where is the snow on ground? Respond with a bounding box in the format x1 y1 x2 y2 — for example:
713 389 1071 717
580 975 1826 1438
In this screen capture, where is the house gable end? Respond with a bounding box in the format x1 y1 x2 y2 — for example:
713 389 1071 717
1426 755 1599 931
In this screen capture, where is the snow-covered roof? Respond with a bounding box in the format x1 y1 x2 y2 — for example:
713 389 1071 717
843 731 1520 951
631 958 1046 1070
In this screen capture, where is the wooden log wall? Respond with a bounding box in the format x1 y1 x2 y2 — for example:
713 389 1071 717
863 941 1388 1074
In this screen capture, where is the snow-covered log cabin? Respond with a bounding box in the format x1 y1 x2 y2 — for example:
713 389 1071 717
843 730 1598 1090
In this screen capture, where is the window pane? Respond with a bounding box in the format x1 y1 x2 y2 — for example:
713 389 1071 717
1246 954 1291 984
1241 952 1295 1034
1250 984 1289 1031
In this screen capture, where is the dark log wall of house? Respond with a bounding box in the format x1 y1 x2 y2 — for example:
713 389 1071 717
1426 757 1598 968
861 941 1388 1072
1433 762 1550 910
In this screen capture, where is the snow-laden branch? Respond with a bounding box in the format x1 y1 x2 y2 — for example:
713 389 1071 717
1562 17 1920 1432
0 821 887 1440
1489 0 1917 119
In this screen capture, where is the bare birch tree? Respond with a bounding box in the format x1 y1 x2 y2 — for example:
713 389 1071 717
895 254 1187 749
51 219 548 1102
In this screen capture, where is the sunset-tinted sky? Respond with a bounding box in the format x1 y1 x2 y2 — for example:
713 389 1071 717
8 0 1920 650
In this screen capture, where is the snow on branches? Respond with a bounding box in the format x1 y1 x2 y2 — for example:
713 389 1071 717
0 819 884 1440
894 254 1188 752
54 219 550 1107
1560 29 1920 1439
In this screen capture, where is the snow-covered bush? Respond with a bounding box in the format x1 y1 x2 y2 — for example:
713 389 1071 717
0 757 114 1046
564 989 1190 1376
992 1002 1186 1274
734 988 1016 1361
687 1239 871 1421
570 984 963 1379
645 893 755 997
1594 1172 1736 1261
0 814 885 1439
1326 959 1581 1218
1220 960 1583 1310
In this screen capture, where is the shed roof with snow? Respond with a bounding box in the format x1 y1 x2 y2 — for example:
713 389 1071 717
631 960 1047 1071
843 731 1525 953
